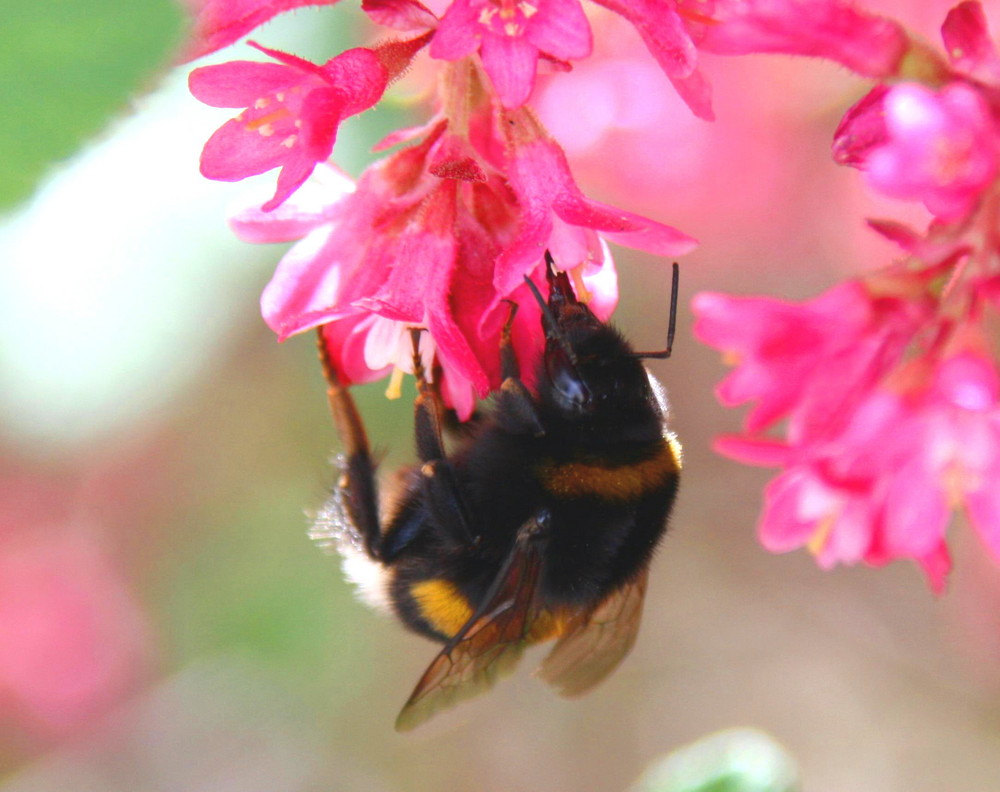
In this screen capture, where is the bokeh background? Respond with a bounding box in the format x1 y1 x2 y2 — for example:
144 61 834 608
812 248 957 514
2 1 999 790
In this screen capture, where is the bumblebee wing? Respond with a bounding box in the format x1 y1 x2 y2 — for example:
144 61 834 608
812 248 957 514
394 519 546 732
537 566 649 698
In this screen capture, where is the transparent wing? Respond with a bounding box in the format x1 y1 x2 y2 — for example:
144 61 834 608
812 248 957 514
394 520 546 732
537 567 649 698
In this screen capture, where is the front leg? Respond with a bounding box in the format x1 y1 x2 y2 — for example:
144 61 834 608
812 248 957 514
496 300 545 437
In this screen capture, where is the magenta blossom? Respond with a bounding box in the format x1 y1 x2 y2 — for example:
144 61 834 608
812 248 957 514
190 40 422 211
836 82 1000 221
429 0 593 108
690 276 993 590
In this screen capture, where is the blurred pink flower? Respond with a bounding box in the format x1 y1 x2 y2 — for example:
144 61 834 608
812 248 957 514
836 82 999 221
430 0 593 107
942 0 1000 83
0 533 149 735
691 276 1000 590
692 283 876 434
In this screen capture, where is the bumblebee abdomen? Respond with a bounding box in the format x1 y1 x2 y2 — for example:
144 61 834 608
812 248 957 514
536 434 681 502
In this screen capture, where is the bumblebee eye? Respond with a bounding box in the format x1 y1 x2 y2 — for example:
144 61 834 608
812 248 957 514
546 346 594 412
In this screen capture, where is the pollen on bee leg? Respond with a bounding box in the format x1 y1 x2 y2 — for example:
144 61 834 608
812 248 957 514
385 367 406 400
569 266 592 304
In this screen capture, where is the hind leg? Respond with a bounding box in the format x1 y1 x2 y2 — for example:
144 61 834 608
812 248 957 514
408 329 478 548
315 327 384 559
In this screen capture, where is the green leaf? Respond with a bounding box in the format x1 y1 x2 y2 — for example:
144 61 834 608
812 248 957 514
632 728 800 792
0 0 184 209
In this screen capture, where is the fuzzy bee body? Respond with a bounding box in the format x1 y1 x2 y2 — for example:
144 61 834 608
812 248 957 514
314 255 680 730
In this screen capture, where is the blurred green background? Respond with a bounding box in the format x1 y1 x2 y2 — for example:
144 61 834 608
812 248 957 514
1 1 999 790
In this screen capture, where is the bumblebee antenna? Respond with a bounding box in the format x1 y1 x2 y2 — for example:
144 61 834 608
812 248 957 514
631 262 679 360
523 252 580 364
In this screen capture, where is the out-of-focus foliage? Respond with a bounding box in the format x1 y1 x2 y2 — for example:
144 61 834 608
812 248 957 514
0 0 184 209
631 729 799 792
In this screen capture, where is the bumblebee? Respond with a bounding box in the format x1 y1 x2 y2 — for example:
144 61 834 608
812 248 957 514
312 252 681 731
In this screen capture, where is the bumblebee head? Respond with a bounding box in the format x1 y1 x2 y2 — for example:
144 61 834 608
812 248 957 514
524 255 651 421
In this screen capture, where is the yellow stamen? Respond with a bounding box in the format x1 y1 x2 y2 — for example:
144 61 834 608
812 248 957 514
807 515 835 556
385 367 406 400
245 108 291 132
569 266 592 304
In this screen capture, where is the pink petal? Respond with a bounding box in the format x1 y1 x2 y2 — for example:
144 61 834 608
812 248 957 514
429 0 482 60
592 0 697 78
915 542 952 595
260 225 343 337
361 0 437 31
832 84 889 167
668 68 715 122
553 194 697 257
230 163 355 243
881 456 949 558
702 0 908 77
480 33 540 108
319 314 394 384
758 469 821 552
199 118 290 180
188 60 302 107
526 0 592 61
713 434 793 467
942 1 1000 82
183 0 340 60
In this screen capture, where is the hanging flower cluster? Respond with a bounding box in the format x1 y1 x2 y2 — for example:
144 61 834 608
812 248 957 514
185 0 908 416
185 0 997 589
694 1 1000 591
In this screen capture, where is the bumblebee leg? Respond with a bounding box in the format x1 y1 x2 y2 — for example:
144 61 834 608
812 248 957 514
316 327 383 559
409 329 477 547
496 301 545 437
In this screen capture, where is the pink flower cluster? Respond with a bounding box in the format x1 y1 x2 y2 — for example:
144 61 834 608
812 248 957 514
695 1 1000 590
187 0 997 589
187 0 907 415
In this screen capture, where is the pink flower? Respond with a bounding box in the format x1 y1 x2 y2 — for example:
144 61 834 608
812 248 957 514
693 281 901 439
494 109 697 295
429 0 593 108
182 0 339 60
190 42 401 211
840 82 1000 222
907 350 1000 561
692 276 988 590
